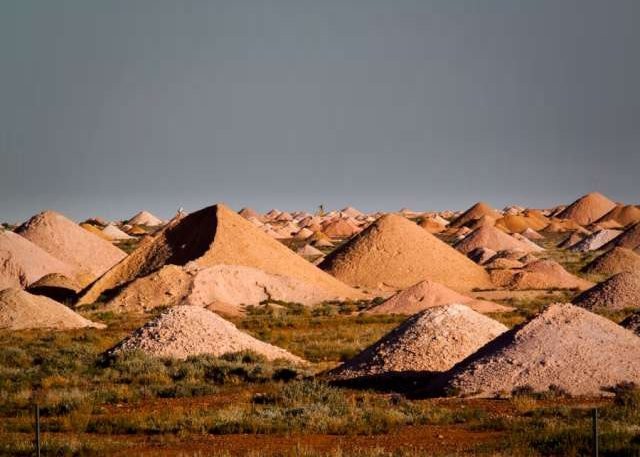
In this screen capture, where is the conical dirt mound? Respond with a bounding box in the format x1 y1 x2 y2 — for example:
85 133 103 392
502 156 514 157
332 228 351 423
16 211 126 286
557 192 617 226
582 248 640 277
601 222 640 251
454 225 543 255
329 304 507 380
0 288 105 330
127 211 163 227
79 204 361 304
597 205 640 227
0 230 75 289
436 303 640 397
450 202 501 228
366 280 512 315
569 229 622 252
107 306 304 362
490 259 593 290
572 271 640 311
318 214 492 292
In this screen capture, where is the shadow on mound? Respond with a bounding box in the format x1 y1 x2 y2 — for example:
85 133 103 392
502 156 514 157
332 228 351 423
326 370 440 394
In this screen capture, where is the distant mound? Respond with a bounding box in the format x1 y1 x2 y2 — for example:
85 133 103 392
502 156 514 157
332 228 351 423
127 211 163 227
450 202 501 228
79 204 361 305
0 288 104 330
435 303 640 397
557 192 617 226
328 304 507 380
102 224 134 241
454 225 543 255
597 205 640 227
569 229 622 253
573 271 640 311
16 211 126 286
366 280 511 315
319 214 493 292
0 230 75 289
490 259 593 290
601 222 640 251
582 247 640 277
107 306 303 363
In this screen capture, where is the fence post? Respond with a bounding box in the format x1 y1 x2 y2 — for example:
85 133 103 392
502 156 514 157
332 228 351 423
592 407 598 457
34 404 41 457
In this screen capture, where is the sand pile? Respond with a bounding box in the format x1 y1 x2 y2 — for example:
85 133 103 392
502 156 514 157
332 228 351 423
569 229 622 252
582 248 640 277
495 214 548 233
80 223 111 240
521 228 544 240
0 288 105 330
79 204 361 305
490 259 593 290
106 264 344 315
296 244 324 258
542 219 586 233
557 192 617 226
329 304 507 380
572 271 640 311
450 202 501 228
102 224 134 241
319 214 493 292
621 312 640 336
238 207 263 221
322 219 358 238
454 225 543 255
418 217 446 234
0 230 76 289
16 211 127 286
127 211 163 227
597 205 640 227
27 273 81 302
436 303 640 397
340 207 364 218
107 306 303 362
602 222 640 251
366 280 512 314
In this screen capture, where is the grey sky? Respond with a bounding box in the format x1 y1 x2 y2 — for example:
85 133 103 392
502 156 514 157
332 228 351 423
1 0 638 222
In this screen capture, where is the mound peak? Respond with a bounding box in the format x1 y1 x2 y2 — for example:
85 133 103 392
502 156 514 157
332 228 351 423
329 304 507 380
318 214 492 292
572 271 640 311
16 210 126 286
127 211 163 227
79 203 361 304
437 303 640 397
455 225 543 255
450 202 501 228
107 305 303 363
557 192 617 226
366 280 511 315
582 247 640 277
601 222 640 252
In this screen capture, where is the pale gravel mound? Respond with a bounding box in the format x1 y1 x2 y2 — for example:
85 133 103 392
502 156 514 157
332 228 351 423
185 264 343 308
296 244 324 258
569 229 622 253
127 211 163 227
557 192 617 226
319 214 493 293
490 259 593 290
79 204 361 305
450 202 501 228
602 222 640 252
582 248 640 277
521 228 544 240
329 304 507 380
572 271 640 311
16 211 126 286
621 312 640 336
0 288 105 330
366 280 512 315
0 231 76 289
80 223 111 240
597 205 640 227
101 224 134 241
557 232 584 249
106 264 344 314
108 306 304 362
455 225 543 255
438 303 640 397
